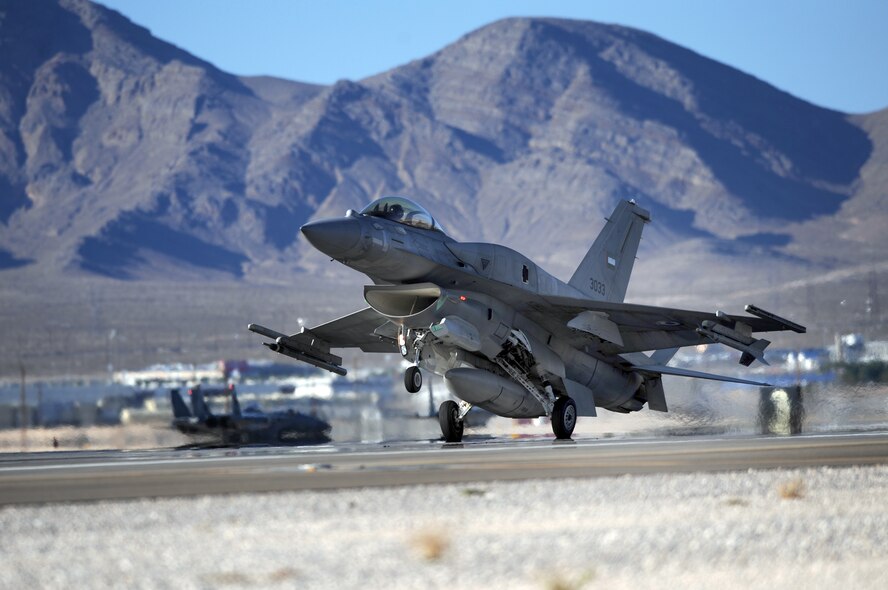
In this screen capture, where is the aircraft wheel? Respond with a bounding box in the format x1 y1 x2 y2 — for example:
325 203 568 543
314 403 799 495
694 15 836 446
438 400 464 442
552 396 577 440
404 366 423 393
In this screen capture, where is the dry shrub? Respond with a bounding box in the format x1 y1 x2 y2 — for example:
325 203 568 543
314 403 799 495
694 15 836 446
542 569 596 590
410 529 450 561
268 567 299 582
778 478 805 499
461 487 487 497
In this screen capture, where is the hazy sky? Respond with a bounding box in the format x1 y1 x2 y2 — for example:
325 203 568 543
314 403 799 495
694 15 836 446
99 0 888 114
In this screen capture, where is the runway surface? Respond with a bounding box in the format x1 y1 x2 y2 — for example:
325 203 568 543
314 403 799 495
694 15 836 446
1 431 886 505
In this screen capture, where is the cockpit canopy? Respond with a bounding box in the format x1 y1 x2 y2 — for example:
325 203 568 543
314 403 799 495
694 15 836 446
360 196 444 232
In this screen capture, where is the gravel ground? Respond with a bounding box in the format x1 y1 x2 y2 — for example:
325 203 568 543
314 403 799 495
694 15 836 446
1 465 887 589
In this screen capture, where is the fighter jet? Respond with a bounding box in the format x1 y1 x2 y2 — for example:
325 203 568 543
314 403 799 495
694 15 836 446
249 196 805 442
170 387 331 445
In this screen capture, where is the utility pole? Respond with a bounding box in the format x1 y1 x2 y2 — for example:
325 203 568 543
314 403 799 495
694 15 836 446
36 382 43 428
19 360 27 451
868 269 880 331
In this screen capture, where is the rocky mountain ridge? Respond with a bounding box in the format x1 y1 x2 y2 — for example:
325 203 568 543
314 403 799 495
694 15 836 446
0 0 885 300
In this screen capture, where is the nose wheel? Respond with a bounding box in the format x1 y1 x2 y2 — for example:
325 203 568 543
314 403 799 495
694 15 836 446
404 366 423 393
438 400 464 442
552 396 577 439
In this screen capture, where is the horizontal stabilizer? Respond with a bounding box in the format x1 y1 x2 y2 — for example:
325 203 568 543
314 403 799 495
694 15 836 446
629 364 771 387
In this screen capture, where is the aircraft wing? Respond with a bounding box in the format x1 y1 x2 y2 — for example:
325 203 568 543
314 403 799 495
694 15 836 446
305 307 398 353
249 307 397 376
517 293 804 359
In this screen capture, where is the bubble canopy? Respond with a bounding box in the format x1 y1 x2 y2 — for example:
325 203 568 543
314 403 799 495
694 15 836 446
360 196 444 232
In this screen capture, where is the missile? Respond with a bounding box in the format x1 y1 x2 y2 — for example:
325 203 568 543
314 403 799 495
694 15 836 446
264 341 348 376
248 323 286 340
745 305 807 333
249 323 347 376
696 324 770 367
701 320 754 346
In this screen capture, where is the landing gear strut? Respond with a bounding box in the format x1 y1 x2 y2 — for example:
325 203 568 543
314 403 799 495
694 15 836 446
438 400 464 442
404 366 422 393
551 396 577 440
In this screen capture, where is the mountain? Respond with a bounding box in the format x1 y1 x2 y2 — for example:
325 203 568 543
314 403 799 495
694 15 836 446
0 0 885 376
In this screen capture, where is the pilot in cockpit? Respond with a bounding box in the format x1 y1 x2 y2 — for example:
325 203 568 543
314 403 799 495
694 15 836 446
385 203 404 221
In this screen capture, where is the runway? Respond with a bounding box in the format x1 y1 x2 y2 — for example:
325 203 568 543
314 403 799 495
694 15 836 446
1 431 886 505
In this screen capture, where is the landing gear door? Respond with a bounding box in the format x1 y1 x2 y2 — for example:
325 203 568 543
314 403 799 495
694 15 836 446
563 378 597 417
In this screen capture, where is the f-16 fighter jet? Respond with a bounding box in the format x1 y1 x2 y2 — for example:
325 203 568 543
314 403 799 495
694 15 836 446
249 197 805 442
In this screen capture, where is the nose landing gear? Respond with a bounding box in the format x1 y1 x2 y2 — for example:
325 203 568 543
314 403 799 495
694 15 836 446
404 365 423 393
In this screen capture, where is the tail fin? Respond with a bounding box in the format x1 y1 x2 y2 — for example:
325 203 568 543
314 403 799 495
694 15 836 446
170 389 193 419
569 199 650 302
190 387 212 420
740 339 771 367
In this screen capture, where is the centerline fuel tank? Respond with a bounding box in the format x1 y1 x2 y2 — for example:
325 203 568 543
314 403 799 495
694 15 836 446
444 367 545 418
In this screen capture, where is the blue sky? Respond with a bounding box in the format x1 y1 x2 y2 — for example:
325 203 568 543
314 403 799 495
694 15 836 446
99 0 888 114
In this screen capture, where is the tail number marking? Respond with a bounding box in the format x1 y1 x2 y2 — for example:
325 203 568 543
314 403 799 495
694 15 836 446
589 278 606 296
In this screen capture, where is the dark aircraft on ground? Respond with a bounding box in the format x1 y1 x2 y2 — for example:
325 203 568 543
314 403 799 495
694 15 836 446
249 196 805 442
170 387 331 445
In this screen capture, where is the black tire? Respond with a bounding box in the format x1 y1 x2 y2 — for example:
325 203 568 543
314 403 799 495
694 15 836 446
404 366 422 393
552 396 577 440
438 400 464 442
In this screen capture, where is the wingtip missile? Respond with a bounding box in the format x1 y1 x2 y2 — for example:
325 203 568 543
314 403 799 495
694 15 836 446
744 305 806 334
248 323 287 340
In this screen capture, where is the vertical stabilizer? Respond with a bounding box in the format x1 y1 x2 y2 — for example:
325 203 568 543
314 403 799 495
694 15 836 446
170 389 193 419
568 200 650 302
190 388 212 420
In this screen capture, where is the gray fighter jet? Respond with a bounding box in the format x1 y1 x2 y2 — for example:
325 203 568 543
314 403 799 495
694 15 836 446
249 197 805 442
170 387 331 445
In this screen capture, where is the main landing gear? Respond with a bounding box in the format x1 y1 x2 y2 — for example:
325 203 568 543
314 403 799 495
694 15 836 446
404 365 422 393
438 400 465 442
551 396 577 440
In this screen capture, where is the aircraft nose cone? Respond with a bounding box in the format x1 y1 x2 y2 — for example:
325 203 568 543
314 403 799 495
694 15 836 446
300 218 362 258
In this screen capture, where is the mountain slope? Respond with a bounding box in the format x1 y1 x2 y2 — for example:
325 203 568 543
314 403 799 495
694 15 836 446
0 0 883 291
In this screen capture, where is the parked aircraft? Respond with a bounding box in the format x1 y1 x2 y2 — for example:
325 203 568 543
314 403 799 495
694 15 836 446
170 387 331 445
249 196 805 442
